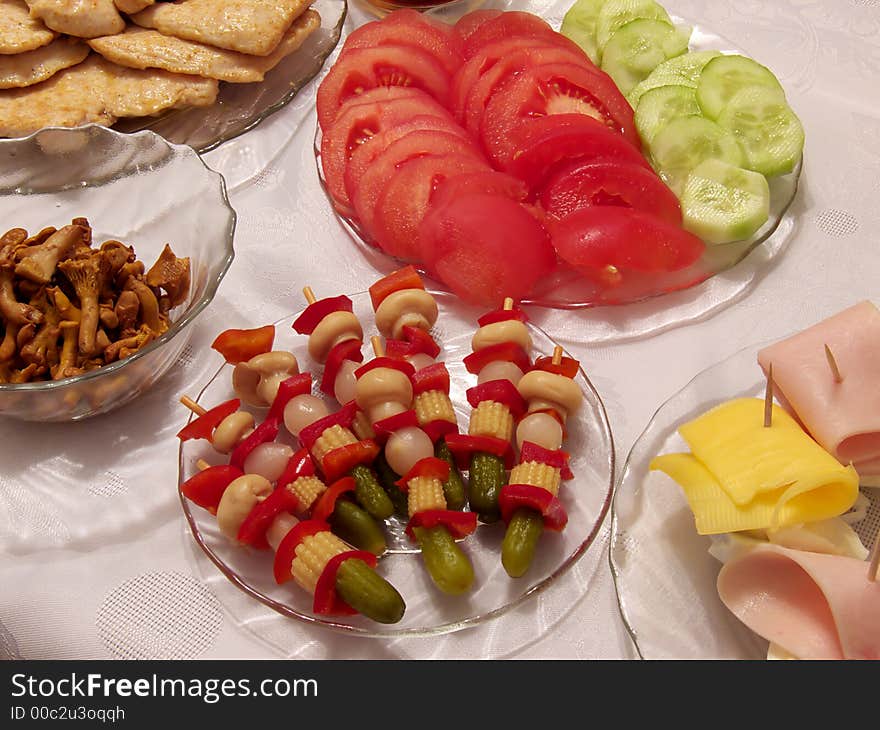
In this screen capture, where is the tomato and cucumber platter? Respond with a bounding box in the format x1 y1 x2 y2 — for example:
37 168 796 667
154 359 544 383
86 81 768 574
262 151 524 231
315 3 803 309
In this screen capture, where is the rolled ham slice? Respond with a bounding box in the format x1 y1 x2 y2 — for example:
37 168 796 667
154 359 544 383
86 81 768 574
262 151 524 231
717 544 880 660
757 301 880 479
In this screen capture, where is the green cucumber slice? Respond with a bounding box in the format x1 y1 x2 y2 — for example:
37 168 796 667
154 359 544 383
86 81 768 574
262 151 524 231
561 0 608 63
600 18 691 96
634 84 700 143
650 114 744 193
717 86 804 177
594 0 671 57
627 50 721 107
680 158 770 244
696 53 786 119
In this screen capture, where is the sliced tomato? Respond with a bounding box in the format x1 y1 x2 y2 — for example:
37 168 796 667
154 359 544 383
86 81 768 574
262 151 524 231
373 154 492 262
316 44 452 131
430 171 528 212
461 11 585 59
550 207 706 285
419 192 556 306
453 9 503 42
352 130 486 239
499 114 651 192
539 161 681 224
342 9 464 77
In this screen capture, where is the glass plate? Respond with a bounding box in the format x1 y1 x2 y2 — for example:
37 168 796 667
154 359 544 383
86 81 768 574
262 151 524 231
110 0 347 154
313 15 801 313
178 291 614 638
609 340 879 659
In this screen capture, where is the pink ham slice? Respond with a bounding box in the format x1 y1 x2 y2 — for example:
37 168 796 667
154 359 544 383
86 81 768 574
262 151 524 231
757 301 880 475
717 544 880 659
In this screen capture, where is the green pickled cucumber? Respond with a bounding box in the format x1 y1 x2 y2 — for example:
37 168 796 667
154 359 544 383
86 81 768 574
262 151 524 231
350 464 395 520
334 558 406 624
372 451 409 517
412 525 474 595
328 499 387 557
502 508 545 578
435 440 467 511
468 452 506 523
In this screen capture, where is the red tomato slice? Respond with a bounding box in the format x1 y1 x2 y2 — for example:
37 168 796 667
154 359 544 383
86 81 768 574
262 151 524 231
461 11 584 59
453 9 503 42
540 161 682 224
419 192 556 305
352 130 486 239
316 44 452 131
373 154 492 262
430 170 529 210
550 207 705 284
320 88 448 212
342 9 464 77
499 113 651 191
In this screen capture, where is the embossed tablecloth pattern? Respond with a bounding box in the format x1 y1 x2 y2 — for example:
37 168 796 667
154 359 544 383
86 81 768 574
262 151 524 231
1 0 878 660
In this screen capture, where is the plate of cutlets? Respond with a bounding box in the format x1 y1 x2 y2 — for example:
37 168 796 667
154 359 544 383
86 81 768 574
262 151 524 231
0 0 346 152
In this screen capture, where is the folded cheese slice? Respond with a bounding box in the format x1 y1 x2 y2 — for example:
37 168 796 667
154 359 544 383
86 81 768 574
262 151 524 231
717 544 880 660
650 398 859 534
757 300 880 478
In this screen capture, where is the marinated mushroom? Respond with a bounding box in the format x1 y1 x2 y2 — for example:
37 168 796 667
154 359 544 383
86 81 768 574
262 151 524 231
232 351 299 407
145 243 190 308
14 224 87 285
58 251 107 355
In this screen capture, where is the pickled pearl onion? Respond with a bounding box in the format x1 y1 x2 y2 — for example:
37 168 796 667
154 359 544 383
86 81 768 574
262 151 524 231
333 359 360 405
516 412 564 451
477 360 524 386
243 442 294 483
385 426 434 476
267 513 299 552
284 394 330 437
407 353 435 372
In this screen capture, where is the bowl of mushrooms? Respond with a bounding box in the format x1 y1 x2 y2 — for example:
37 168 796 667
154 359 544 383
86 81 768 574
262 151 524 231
0 124 235 421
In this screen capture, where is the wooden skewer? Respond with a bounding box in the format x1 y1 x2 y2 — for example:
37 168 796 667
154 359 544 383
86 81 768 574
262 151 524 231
503 297 514 311
551 345 563 365
303 286 317 305
824 343 843 384
180 395 207 417
371 335 384 358
763 363 774 428
868 532 880 583
196 458 211 472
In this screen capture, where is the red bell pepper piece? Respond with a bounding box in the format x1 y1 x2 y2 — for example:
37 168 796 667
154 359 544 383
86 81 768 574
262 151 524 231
320 339 364 396
499 483 567 531
410 362 450 396
401 326 441 358
311 476 356 523
292 295 354 335
405 509 478 540
466 379 528 419
273 519 328 584
313 550 379 616
276 447 316 489
267 373 312 422
298 401 358 450
394 456 450 490
354 356 415 380
422 420 459 443
369 265 425 311
385 339 412 360
237 485 301 549
477 307 529 327
321 439 380 482
444 433 515 469
531 354 580 379
176 398 240 442
372 409 420 442
211 325 275 364
229 417 280 470
464 342 531 375
519 441 573 480
180 464 243 515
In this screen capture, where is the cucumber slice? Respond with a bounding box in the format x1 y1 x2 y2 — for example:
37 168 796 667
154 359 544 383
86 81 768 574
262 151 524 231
561 0 608 63
696 54 786 119
595 0 671 57
717 86 804 177
680 158 770 244
650 114 744 193
600 18 691 96
627 50 721 107
634 84 701 143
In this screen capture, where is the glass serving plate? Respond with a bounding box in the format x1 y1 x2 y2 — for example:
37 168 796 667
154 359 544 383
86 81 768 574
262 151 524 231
178 291 615 638
313 16 801 311
609 340 879 659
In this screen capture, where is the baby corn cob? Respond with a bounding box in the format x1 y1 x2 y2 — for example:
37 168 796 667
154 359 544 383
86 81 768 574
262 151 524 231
311 424 359 462
414 389 457 429
351 410 375 440
407 475 447 516
468 400 514 441
291 530 349 594
508 461 561 497
288 476 326 512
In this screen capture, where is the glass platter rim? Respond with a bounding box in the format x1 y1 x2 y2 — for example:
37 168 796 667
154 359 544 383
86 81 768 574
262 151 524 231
177 289 616 639
311 14 803 311
115 0 348 155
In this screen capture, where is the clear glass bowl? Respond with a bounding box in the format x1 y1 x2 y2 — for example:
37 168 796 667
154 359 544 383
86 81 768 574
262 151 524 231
178 291 615 638
609 340 879 659
314 16 801 311
0 125 235 422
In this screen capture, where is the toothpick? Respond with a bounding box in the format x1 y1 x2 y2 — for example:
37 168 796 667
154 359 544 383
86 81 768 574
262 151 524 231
371 335 384 358
763 363 774 428
303 286 317 305
180 395 207 417
824 344 843 384
503 297 514 311
868 532 880 583
196 459 211 472
552 345 563 365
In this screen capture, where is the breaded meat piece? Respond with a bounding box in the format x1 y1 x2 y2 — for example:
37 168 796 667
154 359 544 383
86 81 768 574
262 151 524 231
25 0 125 38
0 36 89 88
0 0 56 54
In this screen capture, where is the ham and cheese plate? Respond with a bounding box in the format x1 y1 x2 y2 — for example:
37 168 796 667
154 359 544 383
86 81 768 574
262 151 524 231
610 302 879 660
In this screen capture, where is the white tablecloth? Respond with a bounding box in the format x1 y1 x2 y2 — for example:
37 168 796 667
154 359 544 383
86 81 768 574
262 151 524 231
2 0 879 660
